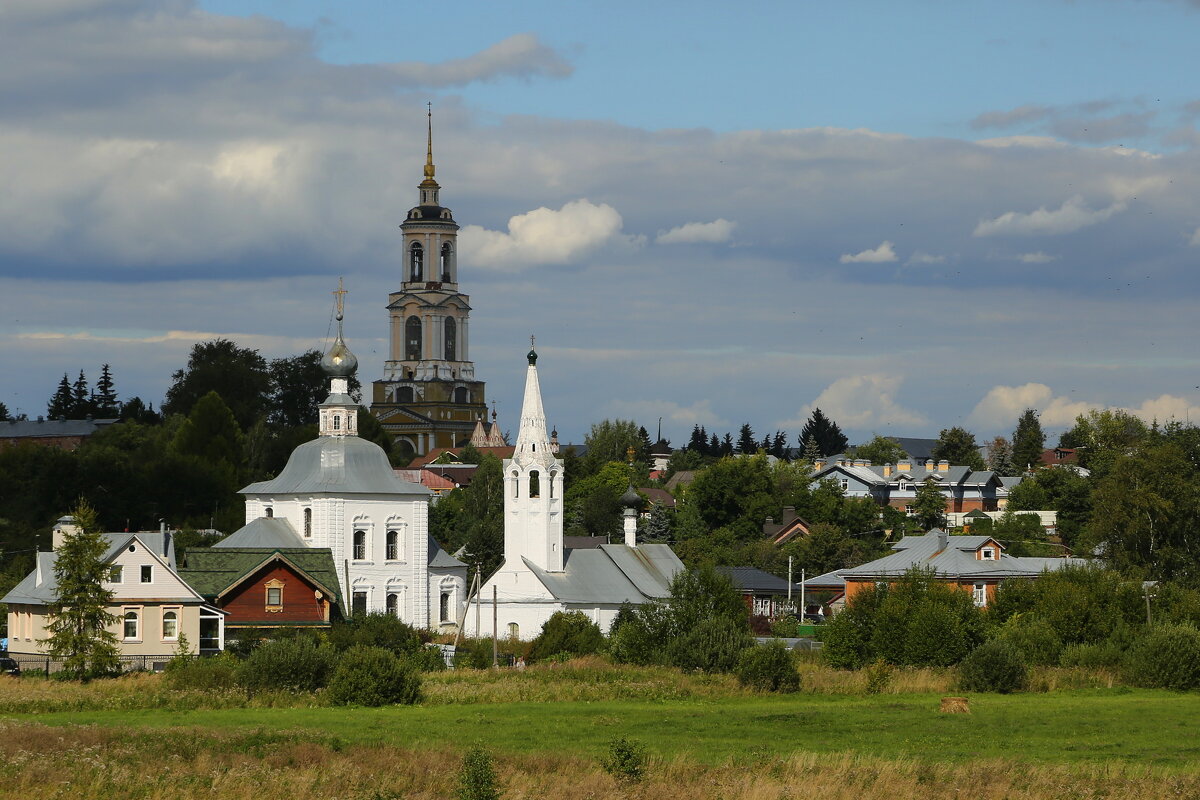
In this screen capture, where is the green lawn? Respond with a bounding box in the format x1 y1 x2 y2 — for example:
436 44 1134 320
10 689 1200 768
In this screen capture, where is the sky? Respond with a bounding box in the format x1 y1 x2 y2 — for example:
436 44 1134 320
3 0 1200 448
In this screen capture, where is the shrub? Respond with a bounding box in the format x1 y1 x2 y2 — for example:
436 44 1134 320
770 615 802 638
238 637 337 693
997 617 1063 666
902 602 969 667
457 746 501 800
667 615 753 674
1122 623 1200 690
403 644 448 673
1059 641 1122 668
601 737 647 783
864 659 894 694
164 651 240 690
453 638 496 670
328 612 424 657
527 611 604 663
735 640 799 692
327 646 421 706
959 640 1028 693
821 593 879 669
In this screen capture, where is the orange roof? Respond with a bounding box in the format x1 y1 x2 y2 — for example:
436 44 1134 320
420 446 517 465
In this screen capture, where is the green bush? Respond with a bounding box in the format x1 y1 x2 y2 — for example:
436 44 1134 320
453 638 496 670
600 737 648 783
770 615 802 638
163 652 240 690
667 615 753 674
901 602 969 667
608 603 671 666
958 640 1028 693
1122 624 1200 690
327 645 421 706
403 644 448 672
997 617 1063 666
457 746 501 800
328 613 424 657
864 659 894 694
527 611 605 663
238 637 338 693
820 592 880 669
734 640 799 692
1059 641 1123 668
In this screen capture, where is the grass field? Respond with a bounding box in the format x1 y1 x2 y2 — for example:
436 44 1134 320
3 663 1200 799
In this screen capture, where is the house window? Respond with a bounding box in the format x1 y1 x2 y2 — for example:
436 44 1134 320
304 508 312 539
123 609 140 641
353 529 367 560
507 622 519 639
981 547 996 561
386 592 400 617
439 591 451 623
109 565 123 583
840 479 849 491
265 507 273 518
897 480 908 492
162 609 179 641
352 591 368 616
752 597 773 617
386 530 399 561
333 414 341 430
141 565 153 583
973 583 988 607
265 579 284 612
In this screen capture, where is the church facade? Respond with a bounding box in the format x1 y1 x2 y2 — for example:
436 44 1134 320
371 112 488 457
237 286 468 629
464 349 684 640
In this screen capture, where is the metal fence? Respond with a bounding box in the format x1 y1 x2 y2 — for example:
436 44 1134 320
6 652 176 675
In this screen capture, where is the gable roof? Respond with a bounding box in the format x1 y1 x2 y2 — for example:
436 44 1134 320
179 547 344 614
0 417 119 439
427 533 466 569
522 543 683 605
840 529 1087 580
716 566 798 595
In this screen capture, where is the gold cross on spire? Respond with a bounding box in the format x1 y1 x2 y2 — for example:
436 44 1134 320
333 277 347 321
530 334 536 349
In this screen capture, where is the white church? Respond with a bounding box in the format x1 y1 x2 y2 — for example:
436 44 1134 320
228 287 469 629
462 347 685 640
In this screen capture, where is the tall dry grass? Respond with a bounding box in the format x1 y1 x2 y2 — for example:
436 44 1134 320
1 719 1195 800
0 673 323 714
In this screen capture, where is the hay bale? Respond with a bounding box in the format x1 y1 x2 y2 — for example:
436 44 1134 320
940 696 970 714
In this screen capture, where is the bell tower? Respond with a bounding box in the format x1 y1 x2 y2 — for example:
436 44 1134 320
372 107 488 458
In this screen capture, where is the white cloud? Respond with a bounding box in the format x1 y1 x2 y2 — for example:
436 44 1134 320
655 218 736 245
973 195 1127 237
782 375 926 431
382 33 573 87
906 251 946 265
1017 251 1058 263
459 199 640 270
839 240 897 264
968 383 1200 430
1189 227 1200 246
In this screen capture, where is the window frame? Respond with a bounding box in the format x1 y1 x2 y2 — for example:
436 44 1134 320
972 583 988 607
352 590 368 616
161 607 180 642
140 564 153 584
386 529 400 561
109 565 123 583
122 607 142 642
265 578 284 613
353 529 368 561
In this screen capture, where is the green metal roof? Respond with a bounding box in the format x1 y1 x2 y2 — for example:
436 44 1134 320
179 547 344 616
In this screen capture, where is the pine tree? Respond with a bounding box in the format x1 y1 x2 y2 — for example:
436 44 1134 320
44 501 121 679
708 433 719 456
1012 409 1046 472
801 434 822 463
645 501 672 543
799 408 848 457
737 423 756 454
637 425 653 461
70 370 92 418
48 373 73 419
93 363 119 417
760 433 771 453
987 436 1015 475
0 401 9 421
720 432 734 457
771 431 788 459
688 425 706 452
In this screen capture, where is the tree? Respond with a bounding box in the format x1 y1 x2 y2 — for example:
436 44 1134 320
171 391 245 488
637 425 653 462
456 454 506 577
71 370 93 418
737 423 757 454
687 425 707 452
645 501 673 543
910 478 947 530
771 431 788 459
47 374 73 419
163 338 270 430
849 435 909 465
93 364 119 417
581 419 642 477
932 426 986 470
720 432 734 457
987 436 1015 475
1012 409 1045 472
0 401 8 421
800 434 822 463
1060 409 1149 475
799 408 847 457
44 501 121 679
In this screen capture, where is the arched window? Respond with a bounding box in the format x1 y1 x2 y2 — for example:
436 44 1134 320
386 592 399 617
123 610 140 641
161 610 178 641
507 622 519 639
353 530 367 561
549 471 557 499
264 507 273 518
512 471 519 498
454 387 468 404
303 508 312 538
439 590 451 623
444 317 456 361
386 530 399 561
409 242 423 281
440 242 453 281
529 470 540 498
398 386 414 403
405 315 422 360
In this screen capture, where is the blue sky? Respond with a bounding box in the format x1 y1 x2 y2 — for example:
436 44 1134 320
2 0 1200 448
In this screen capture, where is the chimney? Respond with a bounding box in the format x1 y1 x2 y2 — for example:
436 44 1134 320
925 459 935 472
161 520 171 558
937 529 948 550
938 459 949 472
623 507 637 547
52 515 80 550
782 506 796 524
813 458 825 470
897 459 910 471
883 463 892 478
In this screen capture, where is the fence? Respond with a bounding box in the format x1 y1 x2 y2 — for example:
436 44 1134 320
7 652 177 675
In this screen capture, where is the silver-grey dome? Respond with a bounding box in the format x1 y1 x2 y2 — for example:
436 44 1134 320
241 436 428 496
321 334 358 377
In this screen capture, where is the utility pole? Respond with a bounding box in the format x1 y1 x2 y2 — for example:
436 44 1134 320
800 569 806 623
787 556 793 605
492 585 499 668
